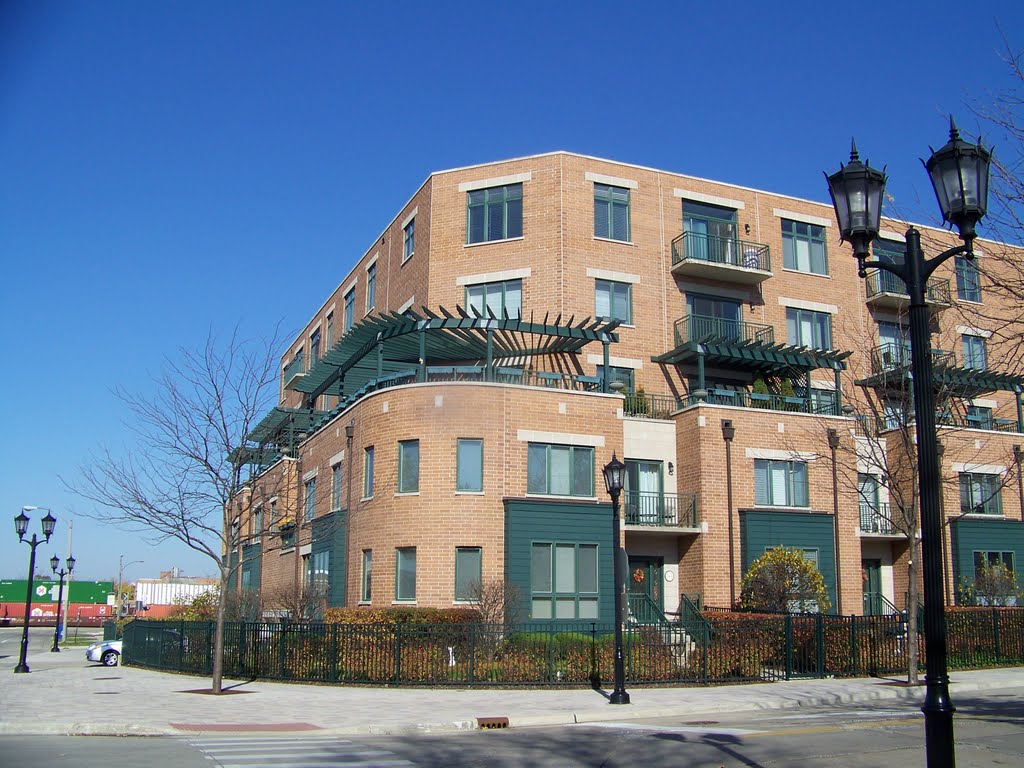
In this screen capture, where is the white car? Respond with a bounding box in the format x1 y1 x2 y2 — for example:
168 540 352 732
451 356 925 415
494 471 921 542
86 639 122 666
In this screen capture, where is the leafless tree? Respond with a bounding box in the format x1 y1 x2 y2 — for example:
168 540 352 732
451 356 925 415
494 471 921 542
65 326 286 693
260 580 329 622
464 579 523 625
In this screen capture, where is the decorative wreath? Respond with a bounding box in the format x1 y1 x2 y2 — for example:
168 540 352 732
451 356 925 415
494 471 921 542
632 568 645 583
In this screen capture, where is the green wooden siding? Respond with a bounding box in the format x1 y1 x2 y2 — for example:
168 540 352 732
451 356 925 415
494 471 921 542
505 499 615 625
240 543 261 593
951 518 1024 592
740 510 837 613
312 511 347 608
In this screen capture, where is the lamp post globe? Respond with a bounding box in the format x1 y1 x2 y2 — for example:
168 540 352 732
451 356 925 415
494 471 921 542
824 120 991 768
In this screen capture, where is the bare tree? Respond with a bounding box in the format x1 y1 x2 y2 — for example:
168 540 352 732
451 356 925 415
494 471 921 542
260 580 329 622
65 326 285 693
464 580 523 625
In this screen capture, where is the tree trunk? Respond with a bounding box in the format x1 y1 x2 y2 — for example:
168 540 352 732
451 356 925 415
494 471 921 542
211 570 229 693
906 536 920 685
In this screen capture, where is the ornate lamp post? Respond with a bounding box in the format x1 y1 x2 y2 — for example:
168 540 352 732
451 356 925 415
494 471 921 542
49 553 75 652
602 452 630 705
14 506 57 673
825 119 992 768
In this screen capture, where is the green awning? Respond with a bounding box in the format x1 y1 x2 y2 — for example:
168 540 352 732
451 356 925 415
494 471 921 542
652 339 850 375
856 364 1024 398
294 306 620 402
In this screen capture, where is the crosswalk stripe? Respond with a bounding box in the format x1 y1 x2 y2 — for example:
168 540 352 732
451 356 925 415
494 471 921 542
182 736 415 768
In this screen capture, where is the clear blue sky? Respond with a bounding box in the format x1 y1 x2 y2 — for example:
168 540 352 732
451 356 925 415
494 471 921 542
2 1 1021 582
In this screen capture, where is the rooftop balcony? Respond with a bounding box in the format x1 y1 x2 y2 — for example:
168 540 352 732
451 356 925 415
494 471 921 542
864 270 951 311
670 231 772 285
282 355 306 390
624 491 699 530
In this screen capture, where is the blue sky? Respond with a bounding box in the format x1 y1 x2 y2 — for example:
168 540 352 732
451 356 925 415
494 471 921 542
1 1 1021 582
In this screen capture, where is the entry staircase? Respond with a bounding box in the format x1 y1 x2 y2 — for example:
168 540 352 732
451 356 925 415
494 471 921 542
626 592 709 664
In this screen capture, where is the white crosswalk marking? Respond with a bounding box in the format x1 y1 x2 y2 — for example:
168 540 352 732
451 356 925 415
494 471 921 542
183 735 416 768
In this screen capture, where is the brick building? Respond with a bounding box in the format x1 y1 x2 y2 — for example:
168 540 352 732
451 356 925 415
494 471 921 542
229 151 1024 622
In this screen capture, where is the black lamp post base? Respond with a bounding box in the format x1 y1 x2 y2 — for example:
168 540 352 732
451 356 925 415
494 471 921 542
609 690 631 705
50 644 61 653
14 663 30 673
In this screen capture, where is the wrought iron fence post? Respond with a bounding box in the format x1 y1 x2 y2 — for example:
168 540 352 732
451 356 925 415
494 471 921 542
330 623 338 683
850 616 858 677
206 621 213 675
179 620 185 672
394 624 402 683
589 622 599 689
469 623 476 686
785 614 793 681
238 621 247 677
701 623 709 685
816 613 825 678
278 623 287 679
993 607 1001 662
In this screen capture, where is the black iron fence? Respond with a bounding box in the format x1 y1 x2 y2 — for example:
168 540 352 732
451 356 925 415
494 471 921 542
123 608 1024 687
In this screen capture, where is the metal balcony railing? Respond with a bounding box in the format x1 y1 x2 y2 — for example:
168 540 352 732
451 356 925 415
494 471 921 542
869 344 957 375
622 392 681 419
859 502 896 534
673 314 774 348
865 271 951 305
670 231 771 272
282 355 306 388
623 491 699 528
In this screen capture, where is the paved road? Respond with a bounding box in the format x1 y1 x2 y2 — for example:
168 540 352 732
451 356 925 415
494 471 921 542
2 687 1022 767
0 625 101 669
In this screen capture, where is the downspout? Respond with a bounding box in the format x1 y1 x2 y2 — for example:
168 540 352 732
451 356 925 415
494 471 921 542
827 428 842 615
721 419 736 607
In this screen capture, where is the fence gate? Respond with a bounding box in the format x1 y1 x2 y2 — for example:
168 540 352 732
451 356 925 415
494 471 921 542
785 614 824 679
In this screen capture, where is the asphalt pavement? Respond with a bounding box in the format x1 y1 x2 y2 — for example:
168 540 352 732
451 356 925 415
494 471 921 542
2 637 1022 738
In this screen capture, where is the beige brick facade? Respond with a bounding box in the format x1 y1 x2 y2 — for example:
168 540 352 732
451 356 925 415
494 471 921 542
235 151 1024 620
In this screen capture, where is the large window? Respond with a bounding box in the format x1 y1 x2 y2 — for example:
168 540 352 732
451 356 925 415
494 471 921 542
403 218 415 262
395 547 416 602
686 294 741 340
466 279 521 319
782 219 828 275
253 505 263 534
331 463 342 511
303 478 316 522
786 308 832 350
456 438 483 492
956 255 982 302
595 279 632 323
344 288 355 333
361 550 372 602
366 263 376 311
962 334 987 370
531 542 599 619
363 447 375 498
527 444 594 497
398 440 420 493
307 550 329 592
754 459 809 507
974 550 1014 575
596 365 634 392
960 472 1002 515
467 183 523 243
594 183 630 241
683 200 738 264
454 546 482 601
326 312 334 346
310 329 321 364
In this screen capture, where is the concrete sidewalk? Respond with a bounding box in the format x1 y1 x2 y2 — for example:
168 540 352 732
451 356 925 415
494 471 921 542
1 646 1019 737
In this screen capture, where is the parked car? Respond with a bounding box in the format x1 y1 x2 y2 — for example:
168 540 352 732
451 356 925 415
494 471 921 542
86 639 122 666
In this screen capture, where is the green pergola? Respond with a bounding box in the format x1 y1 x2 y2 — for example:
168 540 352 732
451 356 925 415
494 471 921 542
292 306 621 404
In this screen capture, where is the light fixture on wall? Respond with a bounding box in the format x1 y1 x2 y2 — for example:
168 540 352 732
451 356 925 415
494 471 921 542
668 462 674 475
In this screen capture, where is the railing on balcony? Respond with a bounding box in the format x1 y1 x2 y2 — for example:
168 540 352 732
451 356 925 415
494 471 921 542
671 231 771 272
622 391 681 419
673 314 775 347
859 502 896 534
624 491 699 528
869 344 957 375
282 355 306 388
865 271 951 305
936 410 1020 432
684 388 841 416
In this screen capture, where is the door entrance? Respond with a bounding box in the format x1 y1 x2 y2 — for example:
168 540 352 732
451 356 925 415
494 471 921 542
862 559 883 615
627 556 664 622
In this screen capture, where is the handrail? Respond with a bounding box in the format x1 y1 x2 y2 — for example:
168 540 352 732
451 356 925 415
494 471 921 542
677 593 711 642
670 231 771 272
859 502 896 534
627 592 669 625
865 271 951 304
673 314 774 347
623 491 699 528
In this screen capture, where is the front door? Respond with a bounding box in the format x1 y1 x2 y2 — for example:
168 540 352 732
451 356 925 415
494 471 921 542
625 460 663 525
862 559 882 615
627 556 663 623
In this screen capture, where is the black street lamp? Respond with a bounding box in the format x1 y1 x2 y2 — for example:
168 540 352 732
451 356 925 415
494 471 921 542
825 119 992 768
602 452 630 705
14 506 57 673
49 553 75 653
